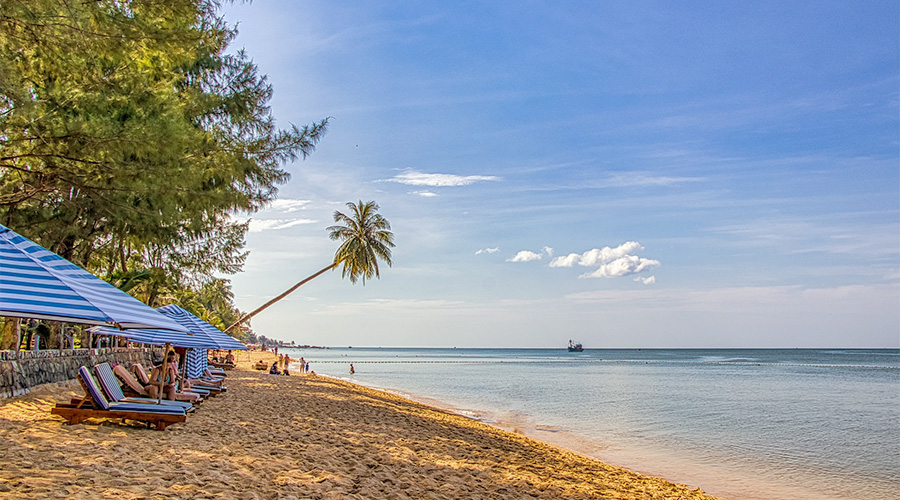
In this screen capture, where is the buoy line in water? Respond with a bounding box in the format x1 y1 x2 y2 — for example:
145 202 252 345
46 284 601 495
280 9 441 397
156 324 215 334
312 359 899 369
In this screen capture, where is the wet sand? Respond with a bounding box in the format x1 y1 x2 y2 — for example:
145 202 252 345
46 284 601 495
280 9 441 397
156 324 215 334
0 352 724 499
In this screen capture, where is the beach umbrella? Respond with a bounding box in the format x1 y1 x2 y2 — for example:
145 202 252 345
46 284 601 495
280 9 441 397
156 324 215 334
0 224 186 332
94 305 245 403
155 304 247 351
93 304 246 364
90 325 212 349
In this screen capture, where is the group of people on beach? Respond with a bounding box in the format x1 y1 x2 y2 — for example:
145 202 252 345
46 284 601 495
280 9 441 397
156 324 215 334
209 350 235 368
267 354 310 375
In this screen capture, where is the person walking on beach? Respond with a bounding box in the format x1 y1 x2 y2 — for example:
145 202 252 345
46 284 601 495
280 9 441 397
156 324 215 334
299 357 305 373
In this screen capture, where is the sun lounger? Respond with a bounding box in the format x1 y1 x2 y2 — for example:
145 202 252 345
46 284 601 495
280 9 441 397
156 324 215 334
51 367 186 430
187 378 226 393
93 363 193 411
208 361 234 370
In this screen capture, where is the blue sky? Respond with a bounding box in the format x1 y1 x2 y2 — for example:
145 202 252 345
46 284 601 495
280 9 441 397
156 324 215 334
222 1 899 348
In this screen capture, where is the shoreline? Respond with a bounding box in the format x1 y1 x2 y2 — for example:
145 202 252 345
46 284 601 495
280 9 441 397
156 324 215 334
304 356 865 500
0 354 724 499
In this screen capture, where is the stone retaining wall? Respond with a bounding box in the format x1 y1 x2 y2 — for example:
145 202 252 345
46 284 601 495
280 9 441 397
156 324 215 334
0 348 162 398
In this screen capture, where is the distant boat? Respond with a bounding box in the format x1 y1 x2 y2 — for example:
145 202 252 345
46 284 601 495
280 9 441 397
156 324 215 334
567 340 584 352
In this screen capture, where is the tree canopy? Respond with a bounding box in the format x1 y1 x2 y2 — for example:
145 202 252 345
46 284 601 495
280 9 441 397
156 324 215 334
0 0 327 335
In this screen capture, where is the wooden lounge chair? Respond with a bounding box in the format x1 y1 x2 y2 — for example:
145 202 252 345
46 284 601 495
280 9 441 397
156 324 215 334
51 367 186 430
208 359 235 371
94 363 194 411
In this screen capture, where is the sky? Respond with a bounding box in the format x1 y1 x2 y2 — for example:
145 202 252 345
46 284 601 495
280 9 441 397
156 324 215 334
221 1 899 348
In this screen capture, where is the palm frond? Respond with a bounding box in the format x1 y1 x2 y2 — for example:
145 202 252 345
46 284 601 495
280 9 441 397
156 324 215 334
328 200 395 285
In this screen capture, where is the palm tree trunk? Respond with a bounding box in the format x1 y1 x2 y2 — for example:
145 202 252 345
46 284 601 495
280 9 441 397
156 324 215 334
223 264 336 335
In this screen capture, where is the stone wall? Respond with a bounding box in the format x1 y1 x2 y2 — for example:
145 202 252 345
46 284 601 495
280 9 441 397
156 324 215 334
0 348 162 398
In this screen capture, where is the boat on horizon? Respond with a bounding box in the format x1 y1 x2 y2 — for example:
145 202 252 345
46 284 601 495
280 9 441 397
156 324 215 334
567 340 584 352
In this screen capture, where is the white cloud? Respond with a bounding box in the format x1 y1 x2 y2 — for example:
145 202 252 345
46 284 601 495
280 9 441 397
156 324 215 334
386 169 500 187
476 247 500 255
266 199 312 213
248 218 317 232
581 255 661 278
507 246 554 262
507 250 544 262
635 275 656 285
549 242 642 267
410 190 438 197
600 172 704 188
550 242 660 281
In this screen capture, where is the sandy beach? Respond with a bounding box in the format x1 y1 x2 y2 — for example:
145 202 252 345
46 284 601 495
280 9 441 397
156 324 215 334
0 352 723 499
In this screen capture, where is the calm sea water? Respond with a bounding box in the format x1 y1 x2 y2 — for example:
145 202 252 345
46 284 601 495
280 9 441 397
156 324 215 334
279 348 900 500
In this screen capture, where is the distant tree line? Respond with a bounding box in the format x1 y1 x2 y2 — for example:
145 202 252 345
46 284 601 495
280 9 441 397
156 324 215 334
0 0 327 347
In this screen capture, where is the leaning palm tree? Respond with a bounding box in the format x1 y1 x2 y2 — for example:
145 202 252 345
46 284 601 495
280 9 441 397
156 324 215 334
223 200 394 334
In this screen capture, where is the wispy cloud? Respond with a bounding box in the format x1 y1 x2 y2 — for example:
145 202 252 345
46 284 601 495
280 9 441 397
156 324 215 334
248 218 317 232
475 247 500 255
385 169 500 187
599 172 704 188
266 199 312 213
550 242 660 280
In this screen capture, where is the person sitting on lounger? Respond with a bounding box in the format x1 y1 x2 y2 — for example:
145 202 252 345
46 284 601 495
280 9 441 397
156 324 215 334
147 352 178 400
225 350 235 366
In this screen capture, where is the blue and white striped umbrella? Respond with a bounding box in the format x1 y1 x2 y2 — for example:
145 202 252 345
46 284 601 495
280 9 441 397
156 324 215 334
93 304 247 351
90 325 212 349
156 304 247 351
0 224 186 332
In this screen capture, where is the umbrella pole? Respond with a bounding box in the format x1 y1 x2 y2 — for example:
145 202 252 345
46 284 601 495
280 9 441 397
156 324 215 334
181 351 188 387
158 342 170 404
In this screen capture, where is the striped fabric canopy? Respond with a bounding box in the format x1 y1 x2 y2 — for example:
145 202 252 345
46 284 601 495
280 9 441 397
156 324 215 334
90 325 213 349
156 304 247 351
0 224 187 332
93 304 247 351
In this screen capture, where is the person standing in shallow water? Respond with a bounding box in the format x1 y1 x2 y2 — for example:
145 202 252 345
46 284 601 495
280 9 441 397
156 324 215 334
350 363 355 375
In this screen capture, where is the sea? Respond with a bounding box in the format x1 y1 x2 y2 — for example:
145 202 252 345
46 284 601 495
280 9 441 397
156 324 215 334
278 347 900 500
